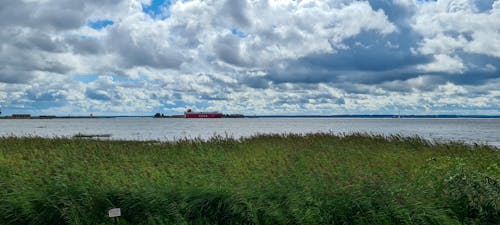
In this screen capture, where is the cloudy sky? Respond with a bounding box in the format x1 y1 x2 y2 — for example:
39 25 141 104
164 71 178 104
0 0 499 116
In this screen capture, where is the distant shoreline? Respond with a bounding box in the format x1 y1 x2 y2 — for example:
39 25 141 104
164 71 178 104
252 115 500 118
1 115 500 119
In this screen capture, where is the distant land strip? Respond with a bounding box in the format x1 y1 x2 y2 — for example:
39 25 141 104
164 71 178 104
1 115 500 119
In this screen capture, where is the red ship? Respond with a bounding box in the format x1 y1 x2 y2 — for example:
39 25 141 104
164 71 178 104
184 109 223 118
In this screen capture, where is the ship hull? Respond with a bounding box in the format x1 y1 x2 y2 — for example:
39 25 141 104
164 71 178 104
185 113 223 118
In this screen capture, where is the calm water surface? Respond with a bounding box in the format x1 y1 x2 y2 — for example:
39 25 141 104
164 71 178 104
0 118 498 147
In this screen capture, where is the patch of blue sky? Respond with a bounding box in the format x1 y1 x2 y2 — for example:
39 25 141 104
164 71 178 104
0 107 29 116
474 0 496 11
110 74 133 82
29 100 66 110
193 102 210 110
2 100 66 115
87 20 114 30
231 28 248 38
73 74 100 83
142 0 173 19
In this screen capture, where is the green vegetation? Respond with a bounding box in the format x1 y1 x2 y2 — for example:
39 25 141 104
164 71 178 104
0 134 499 225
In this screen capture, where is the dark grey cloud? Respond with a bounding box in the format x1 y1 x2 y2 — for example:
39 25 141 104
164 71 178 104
267 59 495 95
0 1 86 31
444 53 500 85
259 22 430 85
264 46 499 95
0 0 126 34
265 55 429 86
11 31 67 53
107 27 185 69
0 45 71 84
0 1 32 28
85 0 123 5
67 37 104 55
224 0 250 27
35 8 86 30
120 46 185 69
214 34 249 67
26 33 65 53
240 76 270 89
169 25 203 48
0 71 35 84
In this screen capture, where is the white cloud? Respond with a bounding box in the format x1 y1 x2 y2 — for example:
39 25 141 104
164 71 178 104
393 0 415 8
418 34 468 55
484 64 497 72
412 0 500 58
437 82 468 95
417 54 466 74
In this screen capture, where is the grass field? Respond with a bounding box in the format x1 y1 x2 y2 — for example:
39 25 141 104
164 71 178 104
0 133 499 225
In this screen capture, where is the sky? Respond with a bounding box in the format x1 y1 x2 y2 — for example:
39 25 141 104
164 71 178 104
0 0 499 116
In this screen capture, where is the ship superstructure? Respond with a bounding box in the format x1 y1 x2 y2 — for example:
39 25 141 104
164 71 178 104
184 109 223 118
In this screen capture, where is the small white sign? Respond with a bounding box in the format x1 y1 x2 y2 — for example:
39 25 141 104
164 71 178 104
108 208 121 218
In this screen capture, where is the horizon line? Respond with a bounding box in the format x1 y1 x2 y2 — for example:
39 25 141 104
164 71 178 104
1 114 500 119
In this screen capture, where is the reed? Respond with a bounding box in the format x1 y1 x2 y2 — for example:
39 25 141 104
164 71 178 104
0 133 498 224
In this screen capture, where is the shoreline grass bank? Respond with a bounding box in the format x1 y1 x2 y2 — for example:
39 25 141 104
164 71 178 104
1 134 499 225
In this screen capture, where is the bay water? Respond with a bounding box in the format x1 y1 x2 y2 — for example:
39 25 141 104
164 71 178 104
0 118 498 147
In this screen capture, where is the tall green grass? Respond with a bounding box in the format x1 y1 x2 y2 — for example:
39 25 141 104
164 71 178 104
0 133 498 224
